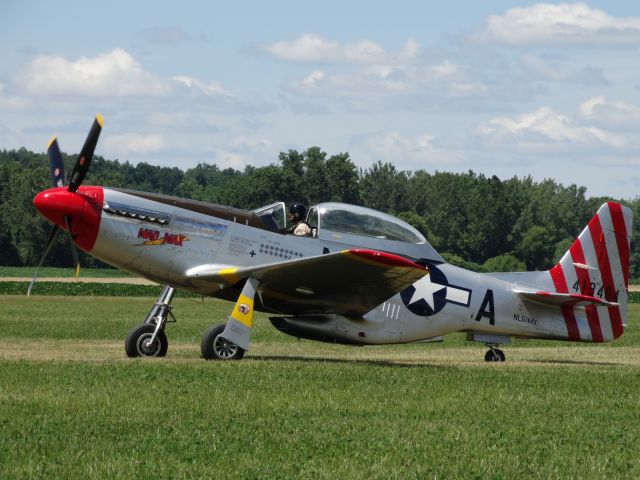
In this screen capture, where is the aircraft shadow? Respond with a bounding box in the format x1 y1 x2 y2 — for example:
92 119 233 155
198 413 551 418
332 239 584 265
251 355 625 368
525 359 625 367
249 354 444 369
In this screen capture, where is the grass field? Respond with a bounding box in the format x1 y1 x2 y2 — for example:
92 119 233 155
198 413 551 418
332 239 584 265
0 266 130 278
0 296 639 479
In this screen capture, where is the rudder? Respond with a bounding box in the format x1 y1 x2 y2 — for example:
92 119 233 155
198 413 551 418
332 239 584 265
548 202 632 342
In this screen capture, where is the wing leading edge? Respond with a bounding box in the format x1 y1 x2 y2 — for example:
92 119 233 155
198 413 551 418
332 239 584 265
188 249 428 315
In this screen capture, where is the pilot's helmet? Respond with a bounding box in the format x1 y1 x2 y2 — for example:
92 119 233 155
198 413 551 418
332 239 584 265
289 203 306 219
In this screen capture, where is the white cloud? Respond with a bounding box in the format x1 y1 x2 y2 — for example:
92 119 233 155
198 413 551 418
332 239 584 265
104 133 166 154
579 96 640 130
299 70 325 89
203 135 277 170
579 96 606 117
261 34 419 64
263 34 383 63
212 151 250 170
145 112 221 131
0 83 28 110
476 106 627 148
228 136 273 151
15 49 171 97
360 130 464 167
8 49 273 117
171 76 231 97
291 60 485 101
478 3 640 46
520 54 608 85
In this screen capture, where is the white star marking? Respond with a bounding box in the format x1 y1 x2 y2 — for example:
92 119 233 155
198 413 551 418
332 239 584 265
409 275 446 310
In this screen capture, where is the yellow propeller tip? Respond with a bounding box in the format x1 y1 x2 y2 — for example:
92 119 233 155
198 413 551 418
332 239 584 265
96 113 103 127
47 135 57 150
75 265 81 279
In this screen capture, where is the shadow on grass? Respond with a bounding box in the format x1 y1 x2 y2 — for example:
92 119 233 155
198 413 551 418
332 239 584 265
251 354 627 368
249 354 455 369
525 358 625 366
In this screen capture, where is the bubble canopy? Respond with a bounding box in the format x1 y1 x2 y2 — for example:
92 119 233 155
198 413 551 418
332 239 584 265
308 202 426 244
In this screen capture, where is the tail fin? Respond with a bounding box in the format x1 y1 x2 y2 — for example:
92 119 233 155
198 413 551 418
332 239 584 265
548 202 632 342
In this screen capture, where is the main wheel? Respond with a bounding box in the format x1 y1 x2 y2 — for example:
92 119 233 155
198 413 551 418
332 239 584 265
495 348 506 362
125 323 168 358
201 323 245 360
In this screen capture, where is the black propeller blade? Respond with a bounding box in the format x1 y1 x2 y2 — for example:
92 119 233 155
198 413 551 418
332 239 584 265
29 114 103 295
68 114 103 193
27 225 60 296
47 136 66 187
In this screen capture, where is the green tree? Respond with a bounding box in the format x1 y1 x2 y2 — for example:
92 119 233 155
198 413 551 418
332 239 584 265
440 253 484 272
325 153 359 203
359 161 409 213
483 254 526 272
278 149 305 203
516 226 554 270
1 147 638 277
302 147 329 205
552 238 573 264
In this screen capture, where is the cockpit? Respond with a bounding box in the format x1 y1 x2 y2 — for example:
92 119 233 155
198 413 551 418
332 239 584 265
254 202 424 242
306 203 426 244
253 201 441 261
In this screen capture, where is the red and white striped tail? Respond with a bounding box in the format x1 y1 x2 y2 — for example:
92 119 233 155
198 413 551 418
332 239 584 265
549 202 632 342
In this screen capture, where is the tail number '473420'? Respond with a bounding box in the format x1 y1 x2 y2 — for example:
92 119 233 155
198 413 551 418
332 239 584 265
572 280 619 302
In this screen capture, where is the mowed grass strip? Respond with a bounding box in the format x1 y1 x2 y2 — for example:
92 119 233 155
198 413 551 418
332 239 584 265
0 296 639 479
0 266 130 278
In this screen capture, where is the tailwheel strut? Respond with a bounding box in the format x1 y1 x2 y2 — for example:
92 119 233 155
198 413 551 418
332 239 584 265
125 285 176 358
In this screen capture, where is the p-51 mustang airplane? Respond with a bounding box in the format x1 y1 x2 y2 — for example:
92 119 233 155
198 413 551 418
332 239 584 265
30 116 633 362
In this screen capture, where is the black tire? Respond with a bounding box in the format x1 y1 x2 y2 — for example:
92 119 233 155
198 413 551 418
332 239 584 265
125 323 168 358
484 349 501 362
496 349 506 362
201 323 245 361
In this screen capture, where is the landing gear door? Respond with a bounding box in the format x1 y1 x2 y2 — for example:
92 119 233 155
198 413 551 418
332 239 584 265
253 202 286 232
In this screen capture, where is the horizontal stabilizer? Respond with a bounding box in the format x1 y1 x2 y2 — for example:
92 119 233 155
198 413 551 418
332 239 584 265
515 289 618 307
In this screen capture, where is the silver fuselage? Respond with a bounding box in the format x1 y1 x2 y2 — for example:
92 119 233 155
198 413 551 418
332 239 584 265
87 187 589 346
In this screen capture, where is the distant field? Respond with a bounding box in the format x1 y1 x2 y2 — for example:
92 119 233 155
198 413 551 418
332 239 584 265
0 266 130 278
0 296 638 479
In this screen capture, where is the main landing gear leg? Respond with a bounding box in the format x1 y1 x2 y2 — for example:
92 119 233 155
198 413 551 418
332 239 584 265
484 344 506 362
125 285 176 358
201 278 259 360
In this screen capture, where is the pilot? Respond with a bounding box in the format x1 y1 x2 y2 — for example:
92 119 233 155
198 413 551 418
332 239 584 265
287 203 312 236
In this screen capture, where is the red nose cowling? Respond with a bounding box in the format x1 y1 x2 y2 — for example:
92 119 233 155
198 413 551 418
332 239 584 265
33 186 104 252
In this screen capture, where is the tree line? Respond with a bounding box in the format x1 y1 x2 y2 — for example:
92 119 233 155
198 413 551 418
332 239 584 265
1 147 638 278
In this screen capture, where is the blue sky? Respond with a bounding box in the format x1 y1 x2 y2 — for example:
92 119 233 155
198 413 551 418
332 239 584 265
2 1 639 198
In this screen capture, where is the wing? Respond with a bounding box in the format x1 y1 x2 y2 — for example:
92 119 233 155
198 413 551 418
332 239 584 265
188 249 427 315
514 289 618 307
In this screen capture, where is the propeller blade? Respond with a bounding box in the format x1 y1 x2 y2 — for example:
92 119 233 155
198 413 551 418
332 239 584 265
68 114 103 193
63 215 81 279
27 225 59 296
47 136 66 187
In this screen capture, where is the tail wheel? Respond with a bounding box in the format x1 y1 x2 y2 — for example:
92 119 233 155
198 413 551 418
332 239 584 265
125 323 168 358
201 323 245 361
484 348 505 362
